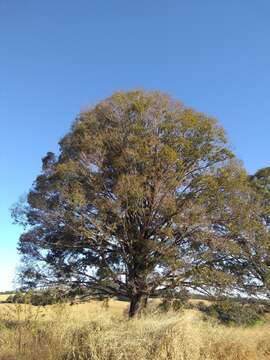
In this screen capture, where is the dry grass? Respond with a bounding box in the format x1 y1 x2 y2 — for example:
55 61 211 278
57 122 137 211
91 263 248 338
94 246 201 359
0 294 13 302
0 300 269 360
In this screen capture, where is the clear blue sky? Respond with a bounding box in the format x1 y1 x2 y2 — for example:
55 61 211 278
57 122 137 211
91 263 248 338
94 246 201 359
1 0 270 291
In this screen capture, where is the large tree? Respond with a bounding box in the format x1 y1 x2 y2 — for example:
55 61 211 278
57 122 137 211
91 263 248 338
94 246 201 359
249 167 270 226
213 167 270 299
14 90 249 316
234 167 270 296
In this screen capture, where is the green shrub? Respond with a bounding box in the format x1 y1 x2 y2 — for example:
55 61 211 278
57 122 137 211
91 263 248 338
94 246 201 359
159 289 189 312
6 289 70 306
6 292 25 304
201 300 265 326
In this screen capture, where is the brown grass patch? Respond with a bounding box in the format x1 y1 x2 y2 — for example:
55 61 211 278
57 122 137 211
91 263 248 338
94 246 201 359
0 300 269 360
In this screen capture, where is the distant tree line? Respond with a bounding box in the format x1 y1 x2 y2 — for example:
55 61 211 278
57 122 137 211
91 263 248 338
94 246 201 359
12 90 270 317
5 288 82 306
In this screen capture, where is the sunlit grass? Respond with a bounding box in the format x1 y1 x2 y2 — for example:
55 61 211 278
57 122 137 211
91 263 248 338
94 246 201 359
0 299 269 360
0 293 13 302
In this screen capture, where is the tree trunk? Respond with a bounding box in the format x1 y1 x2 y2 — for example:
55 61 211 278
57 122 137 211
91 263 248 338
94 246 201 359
141 295 148 309
129 293 142 318
128 294 148 318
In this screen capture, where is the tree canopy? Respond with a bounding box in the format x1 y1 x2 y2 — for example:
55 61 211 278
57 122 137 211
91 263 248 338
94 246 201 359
236 167 270 295
13 90 269 316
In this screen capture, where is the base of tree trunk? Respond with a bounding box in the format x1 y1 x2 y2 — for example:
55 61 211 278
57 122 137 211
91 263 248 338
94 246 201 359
128 294 148 318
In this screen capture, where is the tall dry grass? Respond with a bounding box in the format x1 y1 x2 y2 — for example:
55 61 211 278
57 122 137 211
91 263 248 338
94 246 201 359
0 300 269 360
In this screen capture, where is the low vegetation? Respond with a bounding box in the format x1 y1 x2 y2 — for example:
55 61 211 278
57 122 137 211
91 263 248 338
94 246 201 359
0 299 270 360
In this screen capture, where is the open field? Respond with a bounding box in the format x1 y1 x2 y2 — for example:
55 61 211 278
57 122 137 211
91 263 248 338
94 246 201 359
0 299 270 360
0 294 13 302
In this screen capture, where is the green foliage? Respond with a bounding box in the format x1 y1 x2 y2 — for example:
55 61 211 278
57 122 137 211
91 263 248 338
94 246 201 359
6 289 70 306
159 289 190 312
250 167 270 201
200 300 265 326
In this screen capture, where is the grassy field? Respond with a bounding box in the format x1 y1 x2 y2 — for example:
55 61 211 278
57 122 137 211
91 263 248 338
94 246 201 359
0 294 13 302
0 299 270 360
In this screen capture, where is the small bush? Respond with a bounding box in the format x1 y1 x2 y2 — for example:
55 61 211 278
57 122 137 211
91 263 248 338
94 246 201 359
6 292 25 304
201 300 265 326
158 289 189 312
